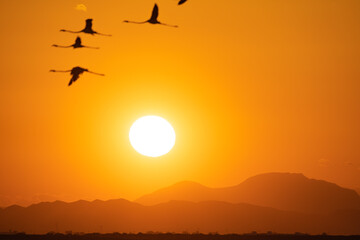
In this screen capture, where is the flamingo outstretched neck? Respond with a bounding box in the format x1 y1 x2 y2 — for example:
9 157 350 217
123 20 147 24
52 44 72 48
60 29 81 33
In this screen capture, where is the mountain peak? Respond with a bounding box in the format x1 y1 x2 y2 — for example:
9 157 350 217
238 172 308 187
246 172 306 179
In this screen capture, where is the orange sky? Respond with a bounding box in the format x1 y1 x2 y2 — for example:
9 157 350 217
1 0 360 207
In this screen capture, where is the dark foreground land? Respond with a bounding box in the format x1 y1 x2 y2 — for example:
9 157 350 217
0 233 359 240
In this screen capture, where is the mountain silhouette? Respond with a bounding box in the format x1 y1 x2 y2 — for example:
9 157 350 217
1 199 360 235
2 173 360 234
136 173 360 214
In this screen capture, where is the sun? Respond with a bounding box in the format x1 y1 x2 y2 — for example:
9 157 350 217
129 116 176 157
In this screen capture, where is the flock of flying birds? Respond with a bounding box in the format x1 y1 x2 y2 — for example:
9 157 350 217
50 0 188 86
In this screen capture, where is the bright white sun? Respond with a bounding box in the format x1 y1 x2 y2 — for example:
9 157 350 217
129 116 176 157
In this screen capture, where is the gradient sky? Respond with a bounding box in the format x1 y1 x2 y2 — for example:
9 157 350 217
1 0 360 207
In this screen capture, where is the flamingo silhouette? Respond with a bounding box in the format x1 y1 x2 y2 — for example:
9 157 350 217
50 66 105 86
60 19 112 36
178 0 187 5
124 4 178 28
52 37 99 49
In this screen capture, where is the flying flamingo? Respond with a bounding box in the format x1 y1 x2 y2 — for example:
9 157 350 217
60 19 112 36
178 0 187 5
50 66 105 86
124 4 178 28
52 37 99 49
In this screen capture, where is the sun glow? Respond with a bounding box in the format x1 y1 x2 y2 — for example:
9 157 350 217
129 116 176 157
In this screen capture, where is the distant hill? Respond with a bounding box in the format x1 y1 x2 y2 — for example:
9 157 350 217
1 199 360 235
136 173 360 214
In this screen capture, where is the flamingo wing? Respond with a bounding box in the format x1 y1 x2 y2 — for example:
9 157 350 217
75 37 82 45
178 0 187 5
149 4 159 22
68 74 80 86
85 19 93 29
